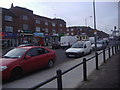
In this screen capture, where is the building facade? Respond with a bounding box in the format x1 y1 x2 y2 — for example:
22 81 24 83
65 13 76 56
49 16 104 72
1 4 109 47
66 26 108 40
1 4 66 47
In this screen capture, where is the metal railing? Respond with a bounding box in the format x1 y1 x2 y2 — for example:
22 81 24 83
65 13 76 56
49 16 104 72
28 44 120 90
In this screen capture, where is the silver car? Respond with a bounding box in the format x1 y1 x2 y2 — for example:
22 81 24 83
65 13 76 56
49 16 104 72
92 40 107 51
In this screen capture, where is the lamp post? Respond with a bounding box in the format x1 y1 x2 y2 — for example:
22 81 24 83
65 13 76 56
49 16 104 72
93 0 98 70
85 16 92 27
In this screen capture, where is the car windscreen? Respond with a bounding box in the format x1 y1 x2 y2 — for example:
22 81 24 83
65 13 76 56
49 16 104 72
3 48 27 59
71 43 83 48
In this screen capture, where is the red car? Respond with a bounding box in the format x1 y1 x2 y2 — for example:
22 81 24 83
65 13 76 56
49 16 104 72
1 46 56 80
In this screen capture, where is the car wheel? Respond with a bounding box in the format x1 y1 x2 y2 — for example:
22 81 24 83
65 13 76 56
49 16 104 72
48 60 54 68
10 67 23 80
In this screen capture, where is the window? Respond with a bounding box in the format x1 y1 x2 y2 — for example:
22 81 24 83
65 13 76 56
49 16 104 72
60 29 62 31
52 29 56 33
23 24 28 30
45 28 49 33
80 28 82 31
37 48 49 55
45 22 48 25
36 27 41 32
52 23 56 27
5 15 13 21
26 48 39 57
5 26 13 32
71 32 74 35
67 33 69 35
3 48 27 59
71 28 74 31
60 24 62 27
35 19 40 24
23 15 28 20
67 29 69 31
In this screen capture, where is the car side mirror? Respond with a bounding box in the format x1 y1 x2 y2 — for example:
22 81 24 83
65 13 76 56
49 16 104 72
25 55 31 59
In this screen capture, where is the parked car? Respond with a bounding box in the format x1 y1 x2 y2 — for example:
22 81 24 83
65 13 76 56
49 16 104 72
65 40 92 58
92 40 107 51
52 42 61 49
18 43 34 47
1 46 56 80
22 40 28 44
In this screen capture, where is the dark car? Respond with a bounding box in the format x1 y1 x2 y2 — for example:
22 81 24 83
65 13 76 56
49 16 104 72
1 46 56 80
52 42 61 49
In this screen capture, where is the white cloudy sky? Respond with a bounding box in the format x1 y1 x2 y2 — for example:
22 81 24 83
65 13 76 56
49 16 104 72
0 0 119 34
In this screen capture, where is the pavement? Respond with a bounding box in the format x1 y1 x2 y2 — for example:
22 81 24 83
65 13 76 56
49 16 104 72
76 50 120 89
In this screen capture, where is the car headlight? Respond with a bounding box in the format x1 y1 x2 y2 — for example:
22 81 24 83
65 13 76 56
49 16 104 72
0 66 8 71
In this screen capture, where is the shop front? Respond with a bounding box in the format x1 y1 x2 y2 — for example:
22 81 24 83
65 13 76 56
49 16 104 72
2 32 19 47
33 33 45 46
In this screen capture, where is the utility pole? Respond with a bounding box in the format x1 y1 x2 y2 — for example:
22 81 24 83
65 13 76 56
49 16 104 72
93 0 97 55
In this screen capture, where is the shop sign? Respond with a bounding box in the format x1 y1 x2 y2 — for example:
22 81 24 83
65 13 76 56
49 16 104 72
5 33 19 38
52 33 59 37
34 33 44 38
0 32 5 38
23 30 33 34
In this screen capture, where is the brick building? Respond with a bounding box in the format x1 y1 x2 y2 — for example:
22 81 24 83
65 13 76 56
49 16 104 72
1 4 66 47
0 4 109 47
66 26 109 40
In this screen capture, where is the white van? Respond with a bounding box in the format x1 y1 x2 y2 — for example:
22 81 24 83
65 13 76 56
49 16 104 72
65 40 92 57
60 36 77 49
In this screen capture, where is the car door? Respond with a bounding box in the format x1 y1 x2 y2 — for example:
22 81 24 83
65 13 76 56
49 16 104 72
21 48 42 72
37 48 50 67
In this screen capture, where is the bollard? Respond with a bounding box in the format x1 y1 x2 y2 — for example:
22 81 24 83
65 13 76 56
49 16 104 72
56 70 63 90
103 49 106 63
112 46 114 55
83 58 87 81
108 47 111 58
95 53 99 70
115 45 117 54
116 45 118 52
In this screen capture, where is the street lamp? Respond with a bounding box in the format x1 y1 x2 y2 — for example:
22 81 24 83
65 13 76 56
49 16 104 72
93 0 98 70
85 16 92 27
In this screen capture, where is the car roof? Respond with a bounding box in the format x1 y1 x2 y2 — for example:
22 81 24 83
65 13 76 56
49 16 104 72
17 46 43 50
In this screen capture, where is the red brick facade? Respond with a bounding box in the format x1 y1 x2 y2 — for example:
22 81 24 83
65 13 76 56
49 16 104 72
1 4 108 47
1 6 66 46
